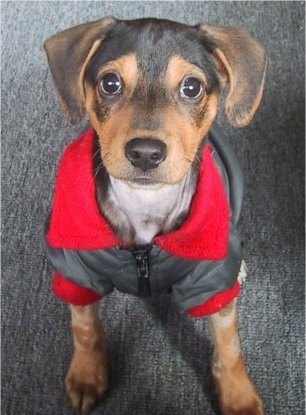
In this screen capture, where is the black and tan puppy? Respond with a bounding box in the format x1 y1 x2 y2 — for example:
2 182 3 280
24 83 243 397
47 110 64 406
43 17 267 414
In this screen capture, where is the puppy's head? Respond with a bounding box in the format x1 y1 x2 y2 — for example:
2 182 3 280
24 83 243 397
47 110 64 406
44 17 267 185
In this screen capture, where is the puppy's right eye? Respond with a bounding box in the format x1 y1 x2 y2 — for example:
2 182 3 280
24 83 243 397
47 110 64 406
180 77 204 100
99 72 122 96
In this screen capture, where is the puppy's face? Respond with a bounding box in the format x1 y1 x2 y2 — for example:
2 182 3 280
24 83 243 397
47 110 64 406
84 21 222 185
44 17 267 185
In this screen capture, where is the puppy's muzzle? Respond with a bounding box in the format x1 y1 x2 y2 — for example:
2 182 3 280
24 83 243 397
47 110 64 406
125 138 167 172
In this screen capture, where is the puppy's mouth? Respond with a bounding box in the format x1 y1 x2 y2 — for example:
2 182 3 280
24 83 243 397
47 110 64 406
130 175 158 186
127 175 164 189
109 173 165 191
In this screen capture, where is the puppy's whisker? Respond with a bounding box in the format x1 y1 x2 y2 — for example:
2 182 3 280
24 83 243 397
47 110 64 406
193 154 201 165
94 162 104 178
92 148 101 160
184 155 200 166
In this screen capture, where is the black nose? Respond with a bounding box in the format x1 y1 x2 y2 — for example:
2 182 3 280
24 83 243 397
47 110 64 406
125 138 167 172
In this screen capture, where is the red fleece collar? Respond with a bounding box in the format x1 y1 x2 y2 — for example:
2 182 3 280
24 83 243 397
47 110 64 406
47 129 230 261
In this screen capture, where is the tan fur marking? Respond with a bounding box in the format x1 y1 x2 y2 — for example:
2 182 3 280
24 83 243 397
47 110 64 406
65 304 108 412
84 54 140 179
79 39 103 103
166 55 208 90
209 301 264 414
158 91 219 179
90 105 136 177
96 53 139 95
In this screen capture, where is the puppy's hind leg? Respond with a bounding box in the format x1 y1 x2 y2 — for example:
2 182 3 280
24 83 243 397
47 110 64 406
65 303 108 412
208 300 264 415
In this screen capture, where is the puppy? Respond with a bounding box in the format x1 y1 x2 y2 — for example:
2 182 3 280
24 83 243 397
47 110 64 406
43 17 267 414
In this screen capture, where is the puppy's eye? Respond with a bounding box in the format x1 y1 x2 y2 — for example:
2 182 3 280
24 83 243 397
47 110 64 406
99 72 122 96
180 77 204 100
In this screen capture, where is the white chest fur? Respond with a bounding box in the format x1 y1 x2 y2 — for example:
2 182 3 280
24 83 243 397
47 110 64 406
108 172 197 244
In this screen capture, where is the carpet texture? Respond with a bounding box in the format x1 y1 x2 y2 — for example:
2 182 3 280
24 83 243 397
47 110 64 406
2 2 305 414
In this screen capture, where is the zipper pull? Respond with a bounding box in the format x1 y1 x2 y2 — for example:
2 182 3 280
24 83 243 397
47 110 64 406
132 245 152 297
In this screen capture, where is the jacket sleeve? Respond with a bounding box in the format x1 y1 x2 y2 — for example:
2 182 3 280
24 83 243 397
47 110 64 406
187 281 240 317
53 272 102 306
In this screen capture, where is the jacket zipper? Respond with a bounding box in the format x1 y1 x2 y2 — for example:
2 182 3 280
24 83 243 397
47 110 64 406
131 245 152 297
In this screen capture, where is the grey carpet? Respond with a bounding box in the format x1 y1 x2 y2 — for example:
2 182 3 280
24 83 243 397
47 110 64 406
1 1 304 414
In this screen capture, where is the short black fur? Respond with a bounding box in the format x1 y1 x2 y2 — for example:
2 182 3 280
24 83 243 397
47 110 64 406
86 18 220 94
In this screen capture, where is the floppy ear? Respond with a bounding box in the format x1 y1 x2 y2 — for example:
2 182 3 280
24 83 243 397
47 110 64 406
44 17 117 124
199 24 267 127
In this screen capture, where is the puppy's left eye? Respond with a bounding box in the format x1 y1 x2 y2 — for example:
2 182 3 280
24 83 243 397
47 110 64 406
99 72 122 96
180 77 204 100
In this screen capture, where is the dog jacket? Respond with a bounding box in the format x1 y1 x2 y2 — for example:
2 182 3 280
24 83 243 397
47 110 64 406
43 126 244 317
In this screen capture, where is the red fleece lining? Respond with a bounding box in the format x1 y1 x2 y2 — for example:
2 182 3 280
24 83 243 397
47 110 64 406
187 282 240 317
53 272 102 306
47 130 123 250
155 146 229 260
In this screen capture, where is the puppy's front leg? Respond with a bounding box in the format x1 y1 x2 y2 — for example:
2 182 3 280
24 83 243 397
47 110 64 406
208 301 264 415
65 303 108 412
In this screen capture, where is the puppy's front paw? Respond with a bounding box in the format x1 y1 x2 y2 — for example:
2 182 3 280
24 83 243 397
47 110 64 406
65 350 108 412
214 361 264 415
221 393 264 415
